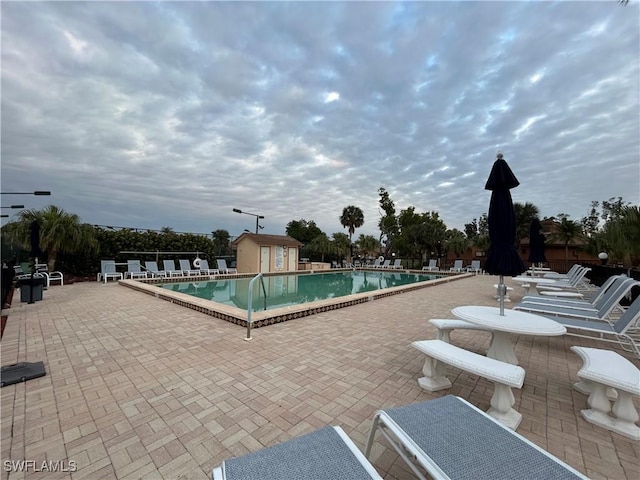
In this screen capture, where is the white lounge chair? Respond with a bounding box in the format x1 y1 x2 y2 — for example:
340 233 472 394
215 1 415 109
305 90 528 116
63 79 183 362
449 259 463 272
380 259 391 269
179 259 201 276
126 260 148 279
144 261 166 278
391 259 402 269
216 259 238 274
100 260 122 284
198 259 219 275
365 395 588 480
519 275 629 308
213 425 382 480
465 260 482 274
162 259 184 277
536 295 640 358
422 259 439 271
514 279 639 320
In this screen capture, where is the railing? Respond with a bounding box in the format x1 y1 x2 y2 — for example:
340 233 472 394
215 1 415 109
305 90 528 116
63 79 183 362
245 273 267 341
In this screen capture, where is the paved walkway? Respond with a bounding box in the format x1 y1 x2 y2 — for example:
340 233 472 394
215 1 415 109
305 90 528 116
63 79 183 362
1 275 638 479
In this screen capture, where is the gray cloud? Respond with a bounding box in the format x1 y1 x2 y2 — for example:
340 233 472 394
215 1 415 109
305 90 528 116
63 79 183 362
2 1 638 239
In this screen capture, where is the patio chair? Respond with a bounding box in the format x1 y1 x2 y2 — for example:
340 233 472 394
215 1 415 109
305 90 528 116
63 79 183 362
198 259 219 275
536 266 592 292
422 259 439 272
449 259 463 272
212 425 382 480
216 259 238 274
391 259 402 269
100 260 122 284
162 259 184 277
380 259 391 269
126 260 148 279
179 259 201 276
514 278 639 321
365 395 588 480
371 258 382 268
465 260 482 274
144 261 166 278
535 295 640 358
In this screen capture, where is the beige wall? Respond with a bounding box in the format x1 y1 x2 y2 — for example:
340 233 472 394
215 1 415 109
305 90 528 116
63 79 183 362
235 238 299 274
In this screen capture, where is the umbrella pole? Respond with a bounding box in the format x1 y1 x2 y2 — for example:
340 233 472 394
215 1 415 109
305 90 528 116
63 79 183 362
499 274 505 316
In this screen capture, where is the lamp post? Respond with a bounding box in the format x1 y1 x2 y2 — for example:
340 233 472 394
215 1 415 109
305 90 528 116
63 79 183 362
233 208 264 234
1 205 26 218
598 252 608 266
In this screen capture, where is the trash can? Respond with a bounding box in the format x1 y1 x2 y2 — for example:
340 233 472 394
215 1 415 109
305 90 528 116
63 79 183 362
18 277 46 303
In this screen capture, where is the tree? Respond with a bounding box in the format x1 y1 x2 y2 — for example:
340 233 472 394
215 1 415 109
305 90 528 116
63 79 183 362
339 206 364 258
444 229 469 258
286 219 323 244
377 188 398 254
548 214 585 270
212 229 231 256
514 202 540 242
2 205 98 271
306 233 331 262
160 226 175 234
596 205 640 266
331 233 351 261
355 234 380 258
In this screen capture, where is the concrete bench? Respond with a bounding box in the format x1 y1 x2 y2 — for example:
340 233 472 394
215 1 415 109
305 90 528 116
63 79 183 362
412 339 525 429
429 318 493 344
571 346 640 440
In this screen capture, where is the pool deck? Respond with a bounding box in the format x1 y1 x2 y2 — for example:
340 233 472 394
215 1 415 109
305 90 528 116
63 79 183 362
1 275 638 479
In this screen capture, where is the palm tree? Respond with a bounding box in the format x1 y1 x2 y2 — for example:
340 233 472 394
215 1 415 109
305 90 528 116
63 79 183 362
514 202 540 243
548 216 585 270
355 234 380 259
339 206 364 260
2 205 98 271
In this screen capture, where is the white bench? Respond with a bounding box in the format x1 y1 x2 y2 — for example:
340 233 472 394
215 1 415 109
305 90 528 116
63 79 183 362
571 346 640 440
412 339 525 430
429 318 492 344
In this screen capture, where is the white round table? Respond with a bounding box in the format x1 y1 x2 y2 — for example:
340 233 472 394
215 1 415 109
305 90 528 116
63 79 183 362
452 306 566 365
512 276 558 296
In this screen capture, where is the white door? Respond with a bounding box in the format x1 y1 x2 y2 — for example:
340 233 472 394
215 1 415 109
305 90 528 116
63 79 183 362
288 248 297 271
260 247 270 273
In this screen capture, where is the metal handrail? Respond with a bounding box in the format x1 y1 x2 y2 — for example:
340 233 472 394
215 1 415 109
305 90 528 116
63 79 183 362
246 273 267 341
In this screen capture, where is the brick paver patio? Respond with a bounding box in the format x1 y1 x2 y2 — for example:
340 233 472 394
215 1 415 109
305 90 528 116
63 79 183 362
1 274 638 479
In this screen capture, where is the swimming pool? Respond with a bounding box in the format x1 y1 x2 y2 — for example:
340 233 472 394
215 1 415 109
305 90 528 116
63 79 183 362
160 270 441 311
120 269 468 328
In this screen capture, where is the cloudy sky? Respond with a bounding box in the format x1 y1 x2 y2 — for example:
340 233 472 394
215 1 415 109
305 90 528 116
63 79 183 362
1 1 638 239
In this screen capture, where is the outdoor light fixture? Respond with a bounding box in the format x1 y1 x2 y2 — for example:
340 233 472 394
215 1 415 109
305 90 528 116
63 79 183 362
1 205 24 209
1 191 51 195
598 252 608 265
233 208 265 234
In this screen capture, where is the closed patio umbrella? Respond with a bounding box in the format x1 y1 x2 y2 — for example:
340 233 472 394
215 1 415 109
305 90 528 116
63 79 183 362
528 217 546 265
484 152 526 315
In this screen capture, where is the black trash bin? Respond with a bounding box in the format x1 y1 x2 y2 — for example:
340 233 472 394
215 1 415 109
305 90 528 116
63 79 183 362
17 277 46 303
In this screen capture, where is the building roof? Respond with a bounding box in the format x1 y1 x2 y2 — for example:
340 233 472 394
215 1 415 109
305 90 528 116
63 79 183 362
231 233 304 247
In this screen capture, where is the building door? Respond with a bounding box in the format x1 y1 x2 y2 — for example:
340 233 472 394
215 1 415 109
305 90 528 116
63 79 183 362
288 248 297 271
260 247 270 273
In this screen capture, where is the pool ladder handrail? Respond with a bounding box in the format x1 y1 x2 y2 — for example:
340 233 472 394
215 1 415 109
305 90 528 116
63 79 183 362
246 273 267 341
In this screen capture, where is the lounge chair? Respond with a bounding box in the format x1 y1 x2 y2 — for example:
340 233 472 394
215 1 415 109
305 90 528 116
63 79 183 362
144 261 166 278
162 259 184 277
365 395 588 480
422 259 439 272
465 260 482 274
514 278 639 321
100 260 122 284
198 259 219 275
379 259 391 269
519 274 629 308
212 425 382 480
536 266 592 293
449 259 463 272
542 263 581 280
179 259 201 276
535 295 640 358
371 258 382 268
126 260 148 279
391 259 402 269
216 259 238 274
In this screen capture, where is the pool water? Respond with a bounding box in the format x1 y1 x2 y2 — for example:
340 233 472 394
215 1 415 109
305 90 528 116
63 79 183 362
160 270 441 312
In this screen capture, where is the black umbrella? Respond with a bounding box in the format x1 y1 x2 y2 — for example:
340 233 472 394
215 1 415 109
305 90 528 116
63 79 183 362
484 152 526 315
528 217 546 265
29 221 43 259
